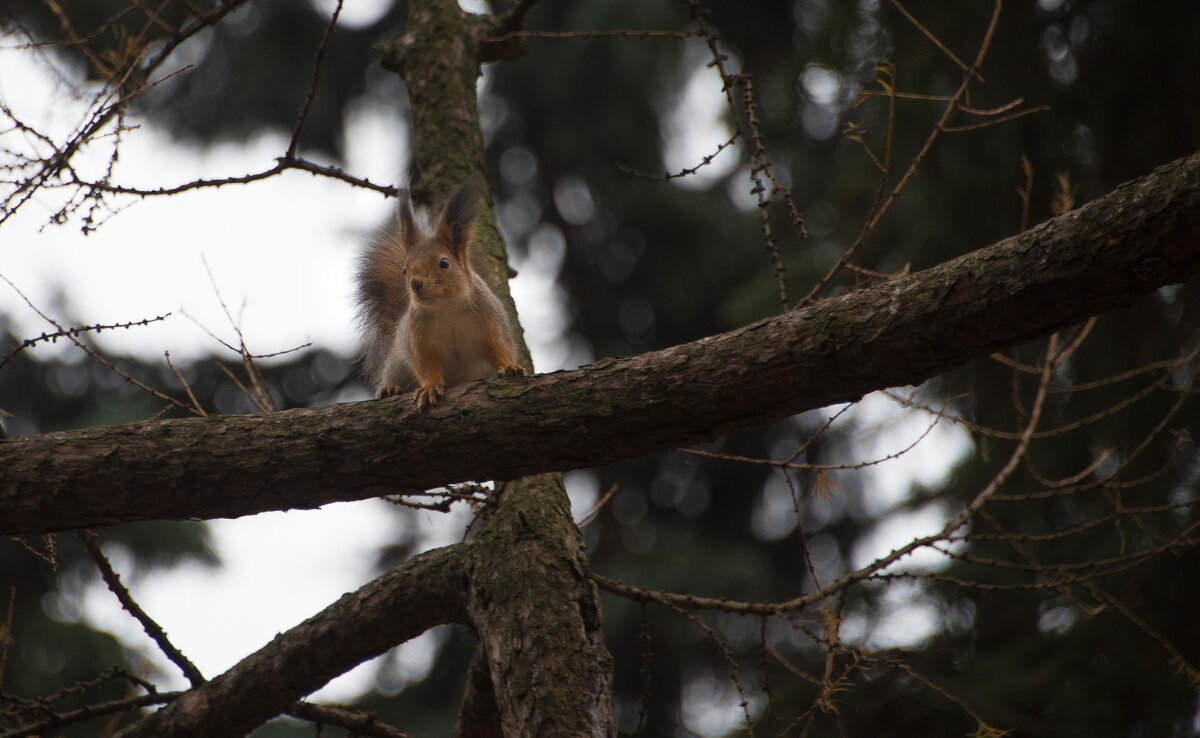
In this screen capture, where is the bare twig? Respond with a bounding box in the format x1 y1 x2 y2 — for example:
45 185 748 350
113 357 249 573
615 131 740 182
576 483 618 527
0 691 180 738
68 156 399 201
681 404 943 473
499 29 704 40
77 530 206 687
678 0 803 308
594 332 1057 618
163 351 206 416
3 535 59 567
496 0 546 35
287 702 416 738
0 0 255 229
880 658 1007 736
286 0 345 159
0 275 195 415
887 0 983 81
797 0 1005 308
0 314 171 371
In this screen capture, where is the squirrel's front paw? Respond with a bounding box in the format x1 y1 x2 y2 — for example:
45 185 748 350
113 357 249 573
414 383 445 412
496 364 527 378
377 386 406 399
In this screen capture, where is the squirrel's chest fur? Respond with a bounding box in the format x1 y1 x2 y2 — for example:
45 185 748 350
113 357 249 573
403 297 495 386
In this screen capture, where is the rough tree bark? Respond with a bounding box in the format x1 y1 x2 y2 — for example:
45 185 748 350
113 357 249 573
3 150 1199 536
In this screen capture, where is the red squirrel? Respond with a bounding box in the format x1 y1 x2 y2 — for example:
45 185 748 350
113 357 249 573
356 187 525 411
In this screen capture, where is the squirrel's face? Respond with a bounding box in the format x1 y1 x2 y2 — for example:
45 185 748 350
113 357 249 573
395 186 480 305
403 245 468 304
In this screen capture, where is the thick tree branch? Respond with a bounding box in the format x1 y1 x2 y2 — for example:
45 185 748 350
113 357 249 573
114 544 468 738
465 475 613 736
2 151 1198 537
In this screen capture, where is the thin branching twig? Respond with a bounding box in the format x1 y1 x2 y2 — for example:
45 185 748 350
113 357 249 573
77 531 206 687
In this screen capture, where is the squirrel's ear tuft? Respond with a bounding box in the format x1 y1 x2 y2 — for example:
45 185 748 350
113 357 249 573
397 190 417 242
440 186 481 252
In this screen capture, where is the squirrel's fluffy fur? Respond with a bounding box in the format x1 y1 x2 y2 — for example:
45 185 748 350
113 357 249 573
356 187 524 410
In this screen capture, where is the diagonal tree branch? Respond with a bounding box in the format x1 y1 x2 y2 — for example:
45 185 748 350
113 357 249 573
2 150 1198 537
114 544 468 738
78 530 206 687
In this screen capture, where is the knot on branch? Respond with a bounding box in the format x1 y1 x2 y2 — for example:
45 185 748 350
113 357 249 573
375 34 417 75
376 16 526 78
468 14 526 64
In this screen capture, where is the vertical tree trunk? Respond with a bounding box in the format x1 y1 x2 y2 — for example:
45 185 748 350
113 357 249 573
467 476 614 737
380 4 616 735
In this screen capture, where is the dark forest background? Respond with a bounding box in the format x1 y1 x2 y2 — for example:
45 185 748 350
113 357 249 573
2 1 1199 736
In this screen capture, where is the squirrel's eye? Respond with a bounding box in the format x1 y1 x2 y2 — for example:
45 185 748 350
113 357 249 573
439 258 450 269
401 266 407 275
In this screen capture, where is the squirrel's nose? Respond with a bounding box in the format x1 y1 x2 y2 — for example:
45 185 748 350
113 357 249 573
410 277 424 295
